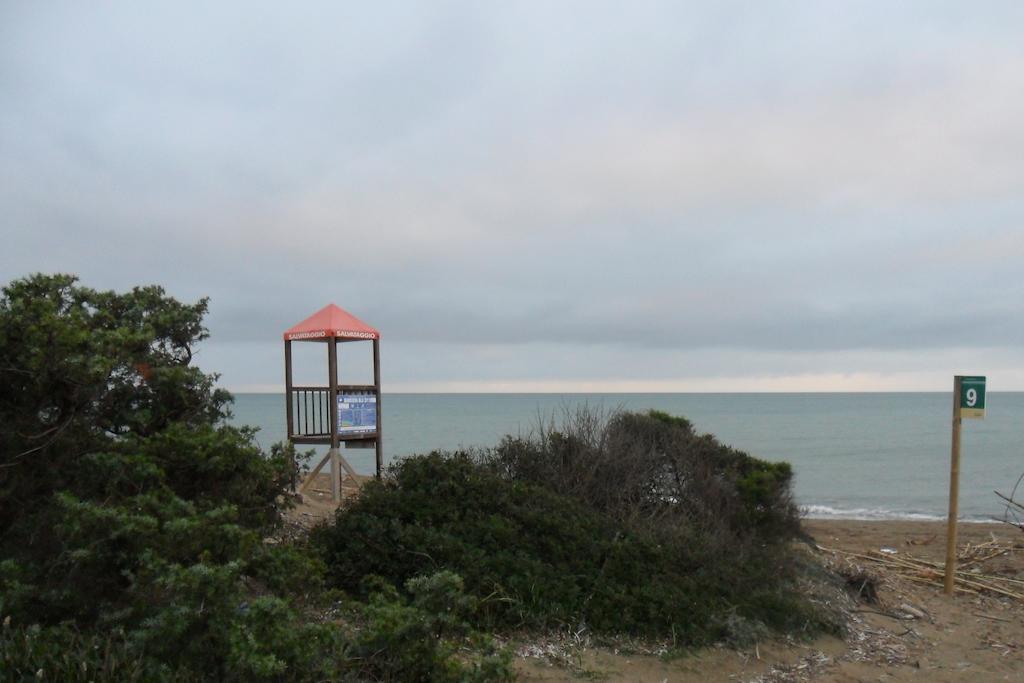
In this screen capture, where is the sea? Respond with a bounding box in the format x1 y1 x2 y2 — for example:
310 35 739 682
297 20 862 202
229 393 1024 523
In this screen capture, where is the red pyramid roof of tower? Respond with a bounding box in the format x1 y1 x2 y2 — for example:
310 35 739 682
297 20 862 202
282 304 379 341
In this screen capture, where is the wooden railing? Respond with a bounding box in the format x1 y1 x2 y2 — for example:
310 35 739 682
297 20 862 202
288 386 331 440
287 385 379 444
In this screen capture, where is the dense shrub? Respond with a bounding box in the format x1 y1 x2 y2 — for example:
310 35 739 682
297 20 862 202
0 274 826 679
485 407 800 542
0 274 350 680
0 274 513 682
0 622 156 682
2 577 514 683
349 571 513 682
314 453 615 630
313 442 831 644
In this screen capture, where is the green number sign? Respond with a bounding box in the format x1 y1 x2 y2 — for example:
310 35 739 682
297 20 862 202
959 376 986 419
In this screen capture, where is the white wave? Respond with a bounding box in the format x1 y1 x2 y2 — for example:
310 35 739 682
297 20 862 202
800 504 992 523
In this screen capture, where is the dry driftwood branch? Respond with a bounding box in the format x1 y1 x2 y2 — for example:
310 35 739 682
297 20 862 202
995 470 1024 531
817 543 1024 603
994 491 1024 514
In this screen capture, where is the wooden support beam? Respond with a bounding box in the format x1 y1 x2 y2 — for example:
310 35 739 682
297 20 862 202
298 449 358 497
284 341 293 439
373 338 383 479
338 449 359 479
284 340 295 490
328 337 340 502
298 451 331 494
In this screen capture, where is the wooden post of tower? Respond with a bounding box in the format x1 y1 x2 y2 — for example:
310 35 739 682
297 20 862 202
328 336 341 503
284 339 295 490
373 338 383 479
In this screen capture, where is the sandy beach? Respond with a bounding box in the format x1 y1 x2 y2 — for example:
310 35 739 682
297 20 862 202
515 519 1024 682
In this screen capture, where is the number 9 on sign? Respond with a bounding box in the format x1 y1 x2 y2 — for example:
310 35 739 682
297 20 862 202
958 376 986 419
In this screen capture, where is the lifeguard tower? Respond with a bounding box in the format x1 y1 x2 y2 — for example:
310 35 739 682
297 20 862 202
283 304 382 502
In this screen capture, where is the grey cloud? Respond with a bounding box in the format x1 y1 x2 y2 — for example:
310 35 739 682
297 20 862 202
3 1 1024 390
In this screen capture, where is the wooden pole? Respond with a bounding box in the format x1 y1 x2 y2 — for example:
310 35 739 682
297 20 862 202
284 340 295 490
328 337 340 503
945 375 962 595
284 341 294 438
373 338 383 479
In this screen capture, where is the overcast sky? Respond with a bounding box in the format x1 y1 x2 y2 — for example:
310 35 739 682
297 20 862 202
3 2 1023 391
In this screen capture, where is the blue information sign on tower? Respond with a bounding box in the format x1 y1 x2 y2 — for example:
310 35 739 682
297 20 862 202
337 393 377 435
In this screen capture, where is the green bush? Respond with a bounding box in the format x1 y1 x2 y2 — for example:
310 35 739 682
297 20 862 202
0 274 830 679
0 274 517 682
313 447 830 644
0 621 156 683
349 571 513 682
0 274 353 680
487 408 800 541
314 453 613 630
